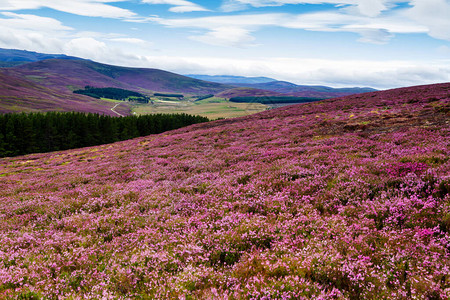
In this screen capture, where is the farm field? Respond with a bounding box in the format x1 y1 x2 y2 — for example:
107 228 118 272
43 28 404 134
1 82 449 299
132 97 269 119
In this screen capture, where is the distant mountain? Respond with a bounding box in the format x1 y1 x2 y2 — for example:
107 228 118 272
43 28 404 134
186 74 377 98
14 59 232 94
216 87 287 99
0 61 27 67
232 81 377 98
0 48 81 64
186 74 276 84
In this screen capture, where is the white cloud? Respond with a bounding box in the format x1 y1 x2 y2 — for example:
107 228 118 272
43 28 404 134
221 0 249 12
0 12 148 63
190 26 256 47
150 9 430 46
0 12 72 32
63 38 108 59
142 0 209 12
0 12 72 52
150 13 287 46
0 11 448 90
49 44 445 89
221 0 392 17
116 54 450 89
437 45 450 55
0 0 447 91
406 0 450 41
0 0 136 19
355 0 388 17
353 29 394 44
109 37 149 44
217 0 450 43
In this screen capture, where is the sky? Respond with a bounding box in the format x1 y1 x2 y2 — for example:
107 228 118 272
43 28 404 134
0 0 450 89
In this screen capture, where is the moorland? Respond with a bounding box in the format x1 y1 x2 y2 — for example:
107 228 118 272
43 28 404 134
1 81 449 298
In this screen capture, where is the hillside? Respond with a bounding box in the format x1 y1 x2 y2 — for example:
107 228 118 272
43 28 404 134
14 59 231 94
235 81 377 98
185 74 376 98
0 83 449 298
0 59 232 114
215 87 287 98
0 70 129 115
0 48 81 64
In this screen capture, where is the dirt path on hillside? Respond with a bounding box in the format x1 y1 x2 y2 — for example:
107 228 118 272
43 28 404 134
111 103 124 117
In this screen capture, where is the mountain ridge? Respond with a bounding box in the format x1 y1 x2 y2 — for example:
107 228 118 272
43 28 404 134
186 74 276 84
230 81 377 98
0 47 82 63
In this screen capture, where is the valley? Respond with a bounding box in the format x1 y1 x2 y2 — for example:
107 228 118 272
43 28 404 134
131 97 268 119
0 49 376 119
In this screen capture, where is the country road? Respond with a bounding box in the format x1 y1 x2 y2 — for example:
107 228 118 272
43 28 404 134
111 103 124 117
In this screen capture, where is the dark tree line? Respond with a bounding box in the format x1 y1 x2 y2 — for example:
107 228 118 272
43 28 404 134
229 96 324 104
154 93 184 98
74 86 149 103
0 112 209 157
195 94 214 101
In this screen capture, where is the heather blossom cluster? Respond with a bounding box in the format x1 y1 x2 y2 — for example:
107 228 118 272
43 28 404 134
0 83 449 299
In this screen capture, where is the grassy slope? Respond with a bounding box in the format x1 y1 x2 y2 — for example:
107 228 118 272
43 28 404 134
0 82 449 298
85 61 232 94
14 59 231 94
0 70 130 115
133 97 268 119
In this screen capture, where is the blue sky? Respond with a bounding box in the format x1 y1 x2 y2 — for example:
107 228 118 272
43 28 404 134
0 0 449 89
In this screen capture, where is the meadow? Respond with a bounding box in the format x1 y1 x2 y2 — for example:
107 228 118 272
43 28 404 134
0 83 449 299
132 97 268 120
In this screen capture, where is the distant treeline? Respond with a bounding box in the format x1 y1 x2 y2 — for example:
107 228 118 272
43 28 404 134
195 94 214 101
74 86 149 103
154 93 184 98
229 96 324 104
0 112 209 157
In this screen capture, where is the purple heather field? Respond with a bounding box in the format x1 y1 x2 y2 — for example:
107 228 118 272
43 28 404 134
0 83 449 299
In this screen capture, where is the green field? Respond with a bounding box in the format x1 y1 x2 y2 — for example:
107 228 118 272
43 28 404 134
132 97 268 119
100 97 123 103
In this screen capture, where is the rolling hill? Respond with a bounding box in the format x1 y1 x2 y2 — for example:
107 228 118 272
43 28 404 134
0 59 232 114
233 81 377 98
215 87 287 98
14 59 232 94
1 82 449 298
185 73 377 98
0 70 130 115
0 48 81 64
